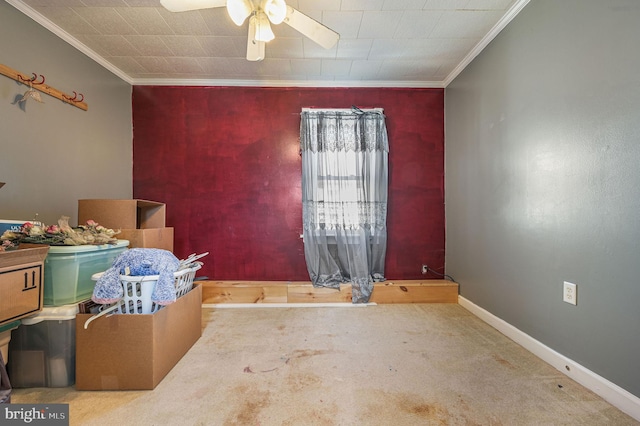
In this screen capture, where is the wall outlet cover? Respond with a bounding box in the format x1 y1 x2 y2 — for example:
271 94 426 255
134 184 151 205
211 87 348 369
563 281 577 305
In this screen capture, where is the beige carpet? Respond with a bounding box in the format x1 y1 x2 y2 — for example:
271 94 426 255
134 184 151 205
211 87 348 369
11 304 638 425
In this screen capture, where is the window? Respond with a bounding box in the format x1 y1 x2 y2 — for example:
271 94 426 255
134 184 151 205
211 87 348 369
312 150 380 233
300 107 389 302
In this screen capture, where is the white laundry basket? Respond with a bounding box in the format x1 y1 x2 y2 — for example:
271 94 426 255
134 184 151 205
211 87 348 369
115 263 202 314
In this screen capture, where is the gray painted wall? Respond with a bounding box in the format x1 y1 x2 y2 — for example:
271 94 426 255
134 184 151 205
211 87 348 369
446 0 640 398
0 2 132 226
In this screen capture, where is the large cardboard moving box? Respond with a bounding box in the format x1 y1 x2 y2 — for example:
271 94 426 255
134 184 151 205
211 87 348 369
117 227 173 252
77 199 173 251
78 199 166 229
75 284 202 390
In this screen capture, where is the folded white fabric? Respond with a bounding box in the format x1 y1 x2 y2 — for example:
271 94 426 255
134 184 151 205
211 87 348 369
92 248 180 306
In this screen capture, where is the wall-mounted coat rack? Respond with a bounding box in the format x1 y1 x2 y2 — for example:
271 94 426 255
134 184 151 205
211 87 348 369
0 63 88 111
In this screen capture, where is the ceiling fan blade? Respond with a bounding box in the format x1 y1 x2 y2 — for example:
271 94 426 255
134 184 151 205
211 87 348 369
247 16 266 61
160 0 226 12
283 6 339 49
247 39 266 61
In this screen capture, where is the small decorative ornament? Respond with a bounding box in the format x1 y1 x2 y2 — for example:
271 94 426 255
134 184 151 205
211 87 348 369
18 87 44 104
12 81 44 111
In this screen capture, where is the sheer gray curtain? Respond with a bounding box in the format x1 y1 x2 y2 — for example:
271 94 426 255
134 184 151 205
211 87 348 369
300 108 389 303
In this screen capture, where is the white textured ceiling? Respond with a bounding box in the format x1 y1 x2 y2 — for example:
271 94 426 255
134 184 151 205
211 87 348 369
7 0 529 87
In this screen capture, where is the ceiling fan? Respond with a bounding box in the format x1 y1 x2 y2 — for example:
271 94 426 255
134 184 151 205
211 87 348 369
160 0 340 62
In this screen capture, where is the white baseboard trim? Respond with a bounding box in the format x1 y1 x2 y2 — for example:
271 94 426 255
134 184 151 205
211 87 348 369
458 295 640 421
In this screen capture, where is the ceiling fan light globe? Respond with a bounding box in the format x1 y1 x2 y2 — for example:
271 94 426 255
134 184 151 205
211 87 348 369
263 0 287 24
227 0 252 26
255 12 275 42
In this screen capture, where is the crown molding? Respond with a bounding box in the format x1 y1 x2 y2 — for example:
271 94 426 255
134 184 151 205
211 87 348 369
130 77 444 88
443 0 531 87
6 0 134 85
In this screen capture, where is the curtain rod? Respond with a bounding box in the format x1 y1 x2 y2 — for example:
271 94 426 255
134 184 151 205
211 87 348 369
302 107 383 113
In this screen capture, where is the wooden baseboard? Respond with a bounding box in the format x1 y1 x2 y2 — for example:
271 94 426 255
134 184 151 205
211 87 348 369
200 281 289 304
370 280 459 303
288 283 353 303
200 279 458 304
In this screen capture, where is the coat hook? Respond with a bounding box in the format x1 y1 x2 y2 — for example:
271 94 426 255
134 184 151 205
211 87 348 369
62 91 84 103
16 73 32 83
17 73 45 85
32 74 45 85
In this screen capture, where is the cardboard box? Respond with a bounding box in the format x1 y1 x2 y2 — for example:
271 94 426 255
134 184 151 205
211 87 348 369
78 199 166 230
0 220 45 237
118 227 174 251
0 245 49 325
75 283 202 390
78 199 172 250
0 320 20 365
0 244 49 270
0 220 27 236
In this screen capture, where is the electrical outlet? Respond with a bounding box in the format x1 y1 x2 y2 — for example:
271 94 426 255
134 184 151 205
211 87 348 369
563 281 577 305
422 264 429 274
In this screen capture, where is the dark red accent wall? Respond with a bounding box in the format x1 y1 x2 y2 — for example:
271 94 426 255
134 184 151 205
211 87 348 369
132 86 444 281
